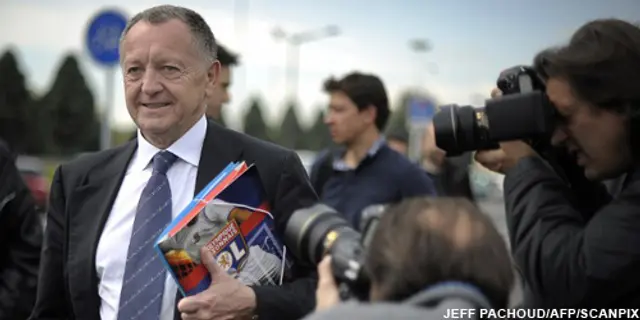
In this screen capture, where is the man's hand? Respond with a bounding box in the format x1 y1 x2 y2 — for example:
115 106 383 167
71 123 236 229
474 88 538 174
475 141 537 174
315 256 340 312
178 247 257 320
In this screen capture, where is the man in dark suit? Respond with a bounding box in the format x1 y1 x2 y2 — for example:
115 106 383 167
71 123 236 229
30 5 318 320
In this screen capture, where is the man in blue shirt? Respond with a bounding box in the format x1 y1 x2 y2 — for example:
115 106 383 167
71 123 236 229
310 72 436 227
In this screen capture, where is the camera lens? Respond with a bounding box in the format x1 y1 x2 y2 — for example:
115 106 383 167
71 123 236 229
285 204 356 265
433 104 478 155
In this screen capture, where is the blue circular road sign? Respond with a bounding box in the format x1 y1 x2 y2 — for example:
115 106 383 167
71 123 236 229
85 9 128 67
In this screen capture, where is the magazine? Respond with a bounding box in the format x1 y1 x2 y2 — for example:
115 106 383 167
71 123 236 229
155 161 292 296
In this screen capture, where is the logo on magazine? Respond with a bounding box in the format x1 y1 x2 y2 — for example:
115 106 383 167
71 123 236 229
206 220 249 274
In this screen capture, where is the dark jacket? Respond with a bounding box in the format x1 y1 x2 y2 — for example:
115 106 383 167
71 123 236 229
0 141 43 319
504 155 640 307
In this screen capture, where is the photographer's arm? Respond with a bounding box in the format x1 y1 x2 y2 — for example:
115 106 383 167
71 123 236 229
504 156 640 307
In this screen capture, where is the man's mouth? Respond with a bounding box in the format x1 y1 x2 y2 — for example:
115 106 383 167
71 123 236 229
142 103 171 109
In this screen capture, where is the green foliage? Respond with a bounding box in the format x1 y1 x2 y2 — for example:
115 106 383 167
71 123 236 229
277 103 304 149
40 54 100 155
242 97 271 142
0 49 32 153
304 110 332 151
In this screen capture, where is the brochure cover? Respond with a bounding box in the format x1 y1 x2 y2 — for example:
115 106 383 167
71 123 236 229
155 161 291 296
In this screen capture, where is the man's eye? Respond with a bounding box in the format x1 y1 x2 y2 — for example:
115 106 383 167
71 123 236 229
163 66 179 72
127 67 141 74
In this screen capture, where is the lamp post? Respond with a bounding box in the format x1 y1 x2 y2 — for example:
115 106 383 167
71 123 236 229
406 38 438 162
408 38 437 88
233 0 250 93
272 25 341 103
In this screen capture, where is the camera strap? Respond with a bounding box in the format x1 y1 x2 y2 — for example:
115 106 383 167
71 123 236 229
403 281 493 309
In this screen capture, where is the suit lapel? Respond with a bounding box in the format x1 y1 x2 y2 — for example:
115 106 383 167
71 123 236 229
66 141 137 319
195 120 244 194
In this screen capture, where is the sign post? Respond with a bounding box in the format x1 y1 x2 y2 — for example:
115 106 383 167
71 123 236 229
85 9 128 151
406 96 436 162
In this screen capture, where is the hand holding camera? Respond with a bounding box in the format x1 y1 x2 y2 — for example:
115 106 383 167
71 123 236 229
314 256 341 312
474 89 537 174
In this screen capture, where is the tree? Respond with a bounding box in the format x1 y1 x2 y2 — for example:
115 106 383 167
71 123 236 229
0 49 32 153
277 103 303 149
304 110 332 151
40 54 100 155
242 97 271 142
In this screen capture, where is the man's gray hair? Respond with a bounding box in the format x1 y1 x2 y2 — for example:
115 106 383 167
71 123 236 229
120 5 217 63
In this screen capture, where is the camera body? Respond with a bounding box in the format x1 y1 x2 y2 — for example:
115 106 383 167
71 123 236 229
432 66 556 156
284 203 386 301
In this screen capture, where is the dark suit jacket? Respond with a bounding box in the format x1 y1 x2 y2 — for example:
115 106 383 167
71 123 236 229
0 141 42 320
30 120 319 320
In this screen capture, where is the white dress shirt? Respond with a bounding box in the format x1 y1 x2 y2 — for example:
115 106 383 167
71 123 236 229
96 116 207 320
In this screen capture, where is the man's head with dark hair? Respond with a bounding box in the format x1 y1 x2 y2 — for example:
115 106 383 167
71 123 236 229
206 44 240 120
217 45 239 67
322 72 390 146
365 197 514 308
533 18 640 180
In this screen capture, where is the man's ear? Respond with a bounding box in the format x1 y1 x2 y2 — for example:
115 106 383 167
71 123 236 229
364 104 378 125
207 60 221 86
205 60 221 98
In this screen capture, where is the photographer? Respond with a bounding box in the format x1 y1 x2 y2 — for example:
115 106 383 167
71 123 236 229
475 19 640 307
304 197 514 319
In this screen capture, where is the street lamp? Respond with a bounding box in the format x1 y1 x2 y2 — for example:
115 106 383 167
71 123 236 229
272 25 341 103
409 38 437 87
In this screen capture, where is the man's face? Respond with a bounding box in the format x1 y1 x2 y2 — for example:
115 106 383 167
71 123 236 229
206 65 232 119
324 91 375 145
547 77 631 180
121 19 218 140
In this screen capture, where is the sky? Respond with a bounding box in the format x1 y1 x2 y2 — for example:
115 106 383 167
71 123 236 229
1 0 639 130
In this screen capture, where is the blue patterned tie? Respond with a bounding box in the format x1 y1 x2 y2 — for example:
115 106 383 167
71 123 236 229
117 151 178 320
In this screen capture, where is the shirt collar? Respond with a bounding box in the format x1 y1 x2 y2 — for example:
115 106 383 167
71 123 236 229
134 116 207 171
333 136 387 171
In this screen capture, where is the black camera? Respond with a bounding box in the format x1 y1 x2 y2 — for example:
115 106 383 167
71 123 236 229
432 66 556 156
284 203 386 301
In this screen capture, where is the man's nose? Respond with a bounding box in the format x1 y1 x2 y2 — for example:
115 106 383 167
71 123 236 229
550 127 569 147
141 69 163 96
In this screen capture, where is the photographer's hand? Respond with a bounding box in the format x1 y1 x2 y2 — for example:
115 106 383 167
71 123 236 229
475 88 538 174
475 141 536 174
315 256 340 312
